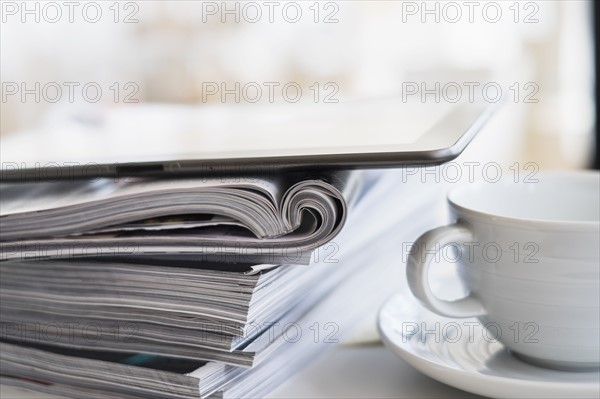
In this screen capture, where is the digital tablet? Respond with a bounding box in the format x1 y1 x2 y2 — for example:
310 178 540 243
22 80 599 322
0 97 501 181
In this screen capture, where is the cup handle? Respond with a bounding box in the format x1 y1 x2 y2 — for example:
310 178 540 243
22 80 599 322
406 224 486 318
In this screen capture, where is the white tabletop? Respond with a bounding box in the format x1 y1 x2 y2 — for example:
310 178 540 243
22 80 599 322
270 343 482 399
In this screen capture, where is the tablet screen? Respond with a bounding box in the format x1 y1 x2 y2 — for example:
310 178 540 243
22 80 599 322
1 98 455 162
0 97 495 180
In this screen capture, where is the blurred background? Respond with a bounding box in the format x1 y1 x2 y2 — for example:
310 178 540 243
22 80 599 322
1 0 596 169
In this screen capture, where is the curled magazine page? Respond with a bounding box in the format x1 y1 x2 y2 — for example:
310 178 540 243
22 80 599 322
0 172 356 264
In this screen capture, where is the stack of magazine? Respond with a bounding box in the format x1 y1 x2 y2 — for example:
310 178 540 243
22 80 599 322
0 169 445 398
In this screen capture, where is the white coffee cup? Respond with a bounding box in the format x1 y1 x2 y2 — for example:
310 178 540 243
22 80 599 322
406 171 600 370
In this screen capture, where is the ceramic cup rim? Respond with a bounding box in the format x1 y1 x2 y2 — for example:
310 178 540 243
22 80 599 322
447 170 600 230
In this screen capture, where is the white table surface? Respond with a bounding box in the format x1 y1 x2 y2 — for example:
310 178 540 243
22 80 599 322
270 343 483 399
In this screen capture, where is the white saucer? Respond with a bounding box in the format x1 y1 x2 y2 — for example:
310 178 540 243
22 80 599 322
378 293 600 398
